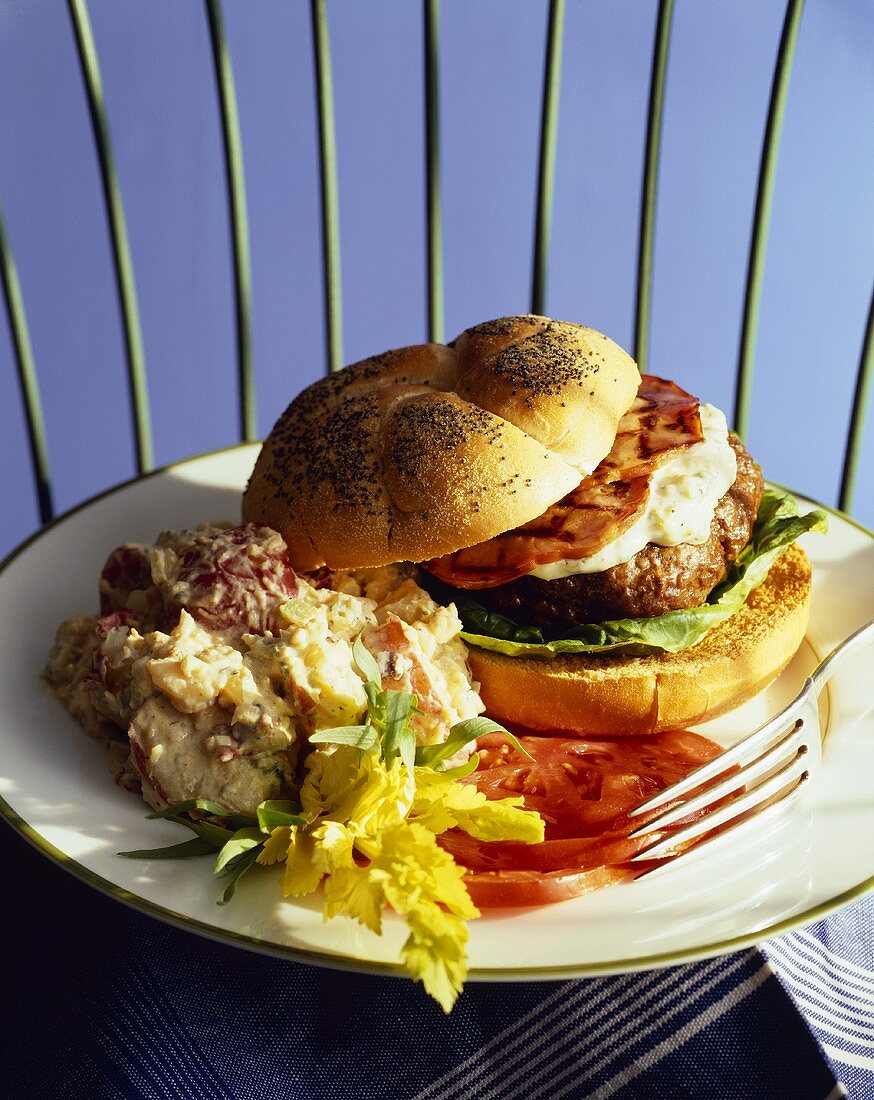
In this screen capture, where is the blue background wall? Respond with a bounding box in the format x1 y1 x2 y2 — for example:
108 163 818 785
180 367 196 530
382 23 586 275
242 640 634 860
1 0 872 558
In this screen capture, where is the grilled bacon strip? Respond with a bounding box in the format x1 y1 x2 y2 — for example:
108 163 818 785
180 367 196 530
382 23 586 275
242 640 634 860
425 376 703 589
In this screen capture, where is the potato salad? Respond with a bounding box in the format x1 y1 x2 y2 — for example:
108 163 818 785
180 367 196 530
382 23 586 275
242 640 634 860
46 524 484 816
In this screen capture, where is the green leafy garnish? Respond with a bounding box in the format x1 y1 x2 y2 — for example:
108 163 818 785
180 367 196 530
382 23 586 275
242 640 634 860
352 633 381 684
415 715 535 767
119 797 297 906
145 798 256 830
214 828 264 875
119 836 217 860
309 724 378 750
217 845 263 905
457 488 827 658
435 753 481 779
383 689 416 773
256 800 306 832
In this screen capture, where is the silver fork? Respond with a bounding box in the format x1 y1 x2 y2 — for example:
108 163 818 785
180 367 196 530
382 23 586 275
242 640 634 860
626 618 874 871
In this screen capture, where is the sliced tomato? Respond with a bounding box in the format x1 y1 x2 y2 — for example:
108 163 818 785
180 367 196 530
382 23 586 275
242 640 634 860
461 866 629 908
439 729 724 908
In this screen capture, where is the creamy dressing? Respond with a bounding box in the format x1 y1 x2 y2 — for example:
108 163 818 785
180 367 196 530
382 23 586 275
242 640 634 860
529 403 737 579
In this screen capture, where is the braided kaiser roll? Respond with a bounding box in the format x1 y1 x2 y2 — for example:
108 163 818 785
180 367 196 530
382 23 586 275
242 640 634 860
243 316 639 570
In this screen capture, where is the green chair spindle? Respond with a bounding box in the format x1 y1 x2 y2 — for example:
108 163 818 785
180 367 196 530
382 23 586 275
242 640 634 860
0 207 54 523
734 0 804 438
531 0 565 318
205 0 256 443
633 0 674 375
424 0 444 344
838 285 874 514
67 0 153 473
311 0 344 375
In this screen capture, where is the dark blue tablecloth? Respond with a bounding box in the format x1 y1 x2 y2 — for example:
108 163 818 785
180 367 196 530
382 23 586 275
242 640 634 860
3 825 861 1100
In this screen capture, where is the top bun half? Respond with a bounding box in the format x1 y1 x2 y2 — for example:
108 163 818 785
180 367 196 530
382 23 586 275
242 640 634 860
242 316 640 570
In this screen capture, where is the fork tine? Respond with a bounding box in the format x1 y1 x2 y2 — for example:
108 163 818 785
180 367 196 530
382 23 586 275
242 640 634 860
630 782 803 881
627 721 809 838
628 750 813 862
627 685 812 818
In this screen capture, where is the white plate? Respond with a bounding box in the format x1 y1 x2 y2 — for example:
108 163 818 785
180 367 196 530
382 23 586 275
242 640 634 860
2 444 873 980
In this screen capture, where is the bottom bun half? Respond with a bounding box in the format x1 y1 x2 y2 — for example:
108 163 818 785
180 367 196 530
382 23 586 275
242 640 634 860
466 542 812 736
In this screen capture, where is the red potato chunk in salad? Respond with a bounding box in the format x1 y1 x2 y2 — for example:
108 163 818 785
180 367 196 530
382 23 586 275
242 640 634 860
99 524 299 638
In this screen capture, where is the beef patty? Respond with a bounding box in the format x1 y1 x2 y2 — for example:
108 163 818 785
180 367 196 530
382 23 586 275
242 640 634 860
460 434 763 633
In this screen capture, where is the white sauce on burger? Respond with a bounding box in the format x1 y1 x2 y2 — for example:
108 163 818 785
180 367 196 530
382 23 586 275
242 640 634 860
529 403 737 579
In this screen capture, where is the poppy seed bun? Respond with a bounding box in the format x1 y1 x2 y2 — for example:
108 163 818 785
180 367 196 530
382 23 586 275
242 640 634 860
466 543 813 736
452 316 638 472
243 316 639 570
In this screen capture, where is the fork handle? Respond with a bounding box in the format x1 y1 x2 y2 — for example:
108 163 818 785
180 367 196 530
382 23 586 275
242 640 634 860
809 618 874 696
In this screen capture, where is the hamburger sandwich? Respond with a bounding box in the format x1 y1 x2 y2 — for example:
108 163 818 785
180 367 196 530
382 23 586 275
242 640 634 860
243 315 825 735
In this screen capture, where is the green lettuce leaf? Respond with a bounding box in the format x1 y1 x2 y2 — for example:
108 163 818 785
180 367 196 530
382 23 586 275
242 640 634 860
458 488 827 659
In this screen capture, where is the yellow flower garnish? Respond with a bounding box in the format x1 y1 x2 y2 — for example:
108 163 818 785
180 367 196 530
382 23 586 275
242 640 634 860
411 767 544 843
256 825 292 866
281 830 322 897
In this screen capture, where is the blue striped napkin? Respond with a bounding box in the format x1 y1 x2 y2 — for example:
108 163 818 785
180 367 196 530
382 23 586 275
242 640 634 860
0 826 861 1100
764 896 874 1099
